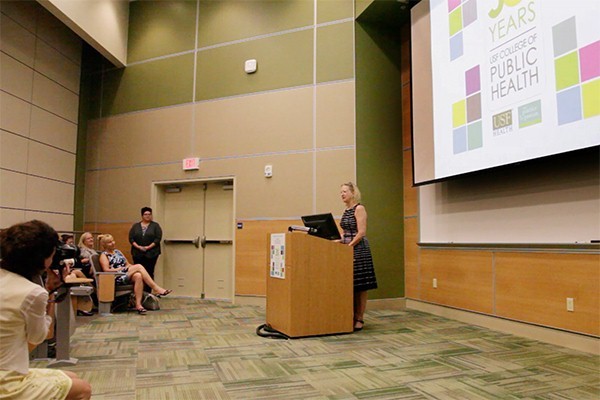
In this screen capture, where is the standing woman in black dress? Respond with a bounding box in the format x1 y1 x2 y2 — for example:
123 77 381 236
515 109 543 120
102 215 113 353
340 182 378 331
129 207 162 284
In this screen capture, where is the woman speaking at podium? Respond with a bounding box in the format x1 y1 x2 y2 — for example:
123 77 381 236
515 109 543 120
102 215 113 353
339 182 378 331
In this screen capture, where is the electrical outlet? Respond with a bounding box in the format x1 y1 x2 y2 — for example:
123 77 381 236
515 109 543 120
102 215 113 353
433 278 437 288
264 165 273 178
566 297 574 312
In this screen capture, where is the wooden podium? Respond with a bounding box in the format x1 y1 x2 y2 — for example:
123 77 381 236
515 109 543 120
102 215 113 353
266 232 353 337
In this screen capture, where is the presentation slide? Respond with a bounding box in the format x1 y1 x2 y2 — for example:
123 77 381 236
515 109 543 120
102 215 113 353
429 0 600 180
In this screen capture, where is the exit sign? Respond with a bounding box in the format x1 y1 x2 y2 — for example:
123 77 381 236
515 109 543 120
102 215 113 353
182 157 200 171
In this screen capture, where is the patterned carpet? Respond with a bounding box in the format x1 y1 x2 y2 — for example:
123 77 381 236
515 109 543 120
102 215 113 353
32 298 599 399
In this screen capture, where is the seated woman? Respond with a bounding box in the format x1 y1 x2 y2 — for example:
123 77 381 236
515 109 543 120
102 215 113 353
0 220 92 400
98 234 171 315
77 232 97 279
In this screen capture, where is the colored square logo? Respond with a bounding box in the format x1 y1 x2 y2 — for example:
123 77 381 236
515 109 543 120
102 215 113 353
462 0 477 28
448 0 461 12
582 79 600 119
518 100 542 128
467 121 483 150
555 51 580 91
449 7 463 36
556 86 582 125
465 65 480 96
466 92 481 123
450 32 463 61
579 40 600 82
552 17 578 58
453 99 466 128
453 126 467 154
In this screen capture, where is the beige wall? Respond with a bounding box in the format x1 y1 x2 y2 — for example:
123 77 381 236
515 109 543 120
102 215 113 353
83 1 357 296
0 1 81 231
85 82 355 222
37 0 129 67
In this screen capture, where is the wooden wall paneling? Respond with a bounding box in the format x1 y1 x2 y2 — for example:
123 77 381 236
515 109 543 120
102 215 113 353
404 217 419 299
495 252 600 336
403 149 417 217
400 23 411 86
235 219 301 296
420 249 494 313
401 83 412 150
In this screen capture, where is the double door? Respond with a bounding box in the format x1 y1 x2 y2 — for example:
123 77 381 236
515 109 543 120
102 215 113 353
160 181 233 300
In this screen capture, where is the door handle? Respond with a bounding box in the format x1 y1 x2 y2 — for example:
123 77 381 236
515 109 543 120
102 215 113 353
164 237 200 248
200 236 232 248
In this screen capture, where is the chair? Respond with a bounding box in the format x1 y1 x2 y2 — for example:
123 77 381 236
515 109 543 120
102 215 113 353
90 254 134 315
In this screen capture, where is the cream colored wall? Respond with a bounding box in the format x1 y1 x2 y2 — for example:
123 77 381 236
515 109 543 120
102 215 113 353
0 1 81 230
37 0 129 67
83 1 357 297
85 81 355 222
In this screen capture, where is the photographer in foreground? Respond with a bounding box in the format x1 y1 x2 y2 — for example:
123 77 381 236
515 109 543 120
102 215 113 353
0 220 91 400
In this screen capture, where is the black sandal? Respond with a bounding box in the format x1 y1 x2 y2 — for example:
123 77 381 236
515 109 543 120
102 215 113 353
136 307 147 315
154 289 172 298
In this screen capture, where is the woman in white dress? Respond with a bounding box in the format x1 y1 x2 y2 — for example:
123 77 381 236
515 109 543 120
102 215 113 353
0 220 92 400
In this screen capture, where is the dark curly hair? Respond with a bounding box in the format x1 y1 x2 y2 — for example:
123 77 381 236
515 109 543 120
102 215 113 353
0 220 58 281
141 207 152 216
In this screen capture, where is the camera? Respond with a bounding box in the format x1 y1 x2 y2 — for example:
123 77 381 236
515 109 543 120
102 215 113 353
50 242 78 272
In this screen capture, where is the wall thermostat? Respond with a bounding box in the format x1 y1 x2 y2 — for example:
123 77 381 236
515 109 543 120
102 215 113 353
245 59 257 74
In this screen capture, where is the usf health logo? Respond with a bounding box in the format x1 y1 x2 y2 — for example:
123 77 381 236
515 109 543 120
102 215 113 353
492 110 513 136
489 0 524 18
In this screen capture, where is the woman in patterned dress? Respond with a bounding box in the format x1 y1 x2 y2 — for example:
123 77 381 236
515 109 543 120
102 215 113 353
340 182 378 331
98 234 171 315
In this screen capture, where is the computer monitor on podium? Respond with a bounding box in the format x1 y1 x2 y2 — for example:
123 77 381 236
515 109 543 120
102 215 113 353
301 213 341 241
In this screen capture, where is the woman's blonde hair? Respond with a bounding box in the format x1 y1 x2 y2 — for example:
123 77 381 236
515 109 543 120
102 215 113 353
98 234 114 250
78 231 93 248
341 182 361 203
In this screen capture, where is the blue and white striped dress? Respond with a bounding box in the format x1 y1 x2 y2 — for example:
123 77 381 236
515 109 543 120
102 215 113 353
340 204 378 292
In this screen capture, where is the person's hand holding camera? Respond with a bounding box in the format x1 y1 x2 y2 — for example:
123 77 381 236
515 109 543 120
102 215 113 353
44 268 63 293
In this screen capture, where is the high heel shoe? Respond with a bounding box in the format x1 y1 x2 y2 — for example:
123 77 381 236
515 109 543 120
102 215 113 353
154 289 172 297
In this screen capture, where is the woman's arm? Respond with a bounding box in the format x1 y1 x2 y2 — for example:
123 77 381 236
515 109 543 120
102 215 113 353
142 223 162 252
348 205 368 247
27 267 63 347
98 253 113 272
25 289 53 346
128 223 137 245
115 249 133 268
152 222 162 247
129 223 146 252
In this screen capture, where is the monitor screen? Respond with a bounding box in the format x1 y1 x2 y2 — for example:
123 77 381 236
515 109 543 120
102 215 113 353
301 213 341 241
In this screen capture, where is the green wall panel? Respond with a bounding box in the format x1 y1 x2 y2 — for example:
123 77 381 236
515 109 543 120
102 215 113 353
317 0 354 24
197 0 313 48
355 22 404 299
196 30 313 101
102 54 194 116
128 0 197 63
356 0 375 18
317 22 354 83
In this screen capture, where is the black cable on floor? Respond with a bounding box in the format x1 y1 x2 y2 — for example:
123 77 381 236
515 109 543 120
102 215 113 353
256 323 289 339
